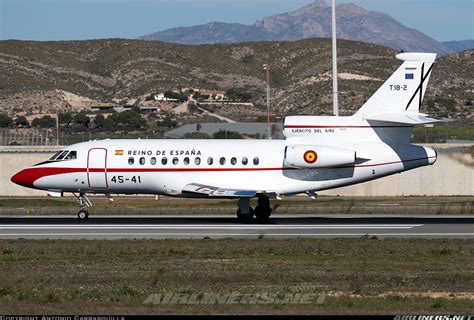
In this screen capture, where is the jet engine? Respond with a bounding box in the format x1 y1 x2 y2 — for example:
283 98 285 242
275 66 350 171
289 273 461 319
285 145 356 168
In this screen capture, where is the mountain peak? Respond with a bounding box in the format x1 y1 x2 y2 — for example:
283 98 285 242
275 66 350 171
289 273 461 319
139 1 455 55
337 3 368 15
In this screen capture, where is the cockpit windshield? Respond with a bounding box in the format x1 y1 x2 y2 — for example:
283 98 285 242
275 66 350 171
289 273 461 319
57 150 69 160
49 151 63 160
48 150 77 161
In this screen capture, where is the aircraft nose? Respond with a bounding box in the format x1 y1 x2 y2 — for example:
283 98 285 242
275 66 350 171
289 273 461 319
11 168 36 188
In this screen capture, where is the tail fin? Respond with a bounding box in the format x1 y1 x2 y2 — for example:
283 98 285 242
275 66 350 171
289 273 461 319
355 52 437 118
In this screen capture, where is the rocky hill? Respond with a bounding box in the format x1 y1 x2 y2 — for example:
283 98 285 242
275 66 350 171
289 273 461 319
0 38 472 121
139 0 455 56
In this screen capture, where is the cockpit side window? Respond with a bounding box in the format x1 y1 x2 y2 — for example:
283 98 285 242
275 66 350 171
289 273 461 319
64 151 77 160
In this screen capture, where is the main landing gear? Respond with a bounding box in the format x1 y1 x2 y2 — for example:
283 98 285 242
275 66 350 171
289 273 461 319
73 192 92 220
236 195 272 222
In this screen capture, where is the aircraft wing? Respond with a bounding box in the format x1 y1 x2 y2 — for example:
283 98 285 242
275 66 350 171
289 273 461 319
182 183 256 198
366 112 444 124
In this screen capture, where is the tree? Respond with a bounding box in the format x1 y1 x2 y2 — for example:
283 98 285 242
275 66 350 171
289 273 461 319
94 114 105 128
15 116 28 127
188 102 198 113
58 112 73 127
105 110 146 129
183 132 209 139
158 115 177 128
74 112 90 127
103 116 116 130
31 115 55 128
212 130 243 139
117 110 146 129
225 88 252 101
164 90 188 102
0 114 14 128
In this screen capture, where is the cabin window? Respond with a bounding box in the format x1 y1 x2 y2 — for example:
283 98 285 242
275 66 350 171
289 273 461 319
207 157 213 165
230 157 237 165
172 157 179 165
242 157 248 165
150 157 157 165
253 157 259 165
195 157 201 165
183 157 190 165
219 157 226 165
128 157 134 165
161 157 167 165
139 157 146 165
65 151 77 160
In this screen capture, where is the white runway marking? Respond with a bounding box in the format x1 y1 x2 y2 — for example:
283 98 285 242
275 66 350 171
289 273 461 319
0 224 422 230
0 233 473 237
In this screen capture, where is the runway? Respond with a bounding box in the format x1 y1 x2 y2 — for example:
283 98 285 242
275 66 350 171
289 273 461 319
0 214 473 239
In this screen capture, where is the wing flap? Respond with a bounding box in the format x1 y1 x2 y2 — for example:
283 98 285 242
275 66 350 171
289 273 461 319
182 183 256 198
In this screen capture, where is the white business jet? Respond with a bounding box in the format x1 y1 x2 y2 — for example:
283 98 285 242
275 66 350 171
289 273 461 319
12 52 440 220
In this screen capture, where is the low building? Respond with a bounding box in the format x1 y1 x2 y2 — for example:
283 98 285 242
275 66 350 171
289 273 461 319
90 105 115 112
139 106 160 113
154 94 179 102
195 89 227 101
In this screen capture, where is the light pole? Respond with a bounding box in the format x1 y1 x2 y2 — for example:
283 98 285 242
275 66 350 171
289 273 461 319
331 0 339 116
55 113 59 146
263 64 271 139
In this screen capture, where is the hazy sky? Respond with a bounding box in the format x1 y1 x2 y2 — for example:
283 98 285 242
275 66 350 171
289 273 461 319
0 0 473 42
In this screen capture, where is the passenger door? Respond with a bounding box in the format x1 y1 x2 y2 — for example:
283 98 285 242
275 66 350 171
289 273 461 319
87 148 108 189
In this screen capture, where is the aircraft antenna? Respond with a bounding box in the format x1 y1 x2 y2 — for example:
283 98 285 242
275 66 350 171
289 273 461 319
331 0 339 116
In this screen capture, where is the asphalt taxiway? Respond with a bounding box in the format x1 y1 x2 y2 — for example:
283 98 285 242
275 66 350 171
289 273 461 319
0 214 473 239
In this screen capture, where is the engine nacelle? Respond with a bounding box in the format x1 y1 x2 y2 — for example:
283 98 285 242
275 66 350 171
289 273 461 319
285 145 356 168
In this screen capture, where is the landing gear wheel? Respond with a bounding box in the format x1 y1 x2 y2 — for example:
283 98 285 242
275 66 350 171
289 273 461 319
74 193 92 220
78 210 89 220
255 205 272 221
255 195 272 221
237 207 254 222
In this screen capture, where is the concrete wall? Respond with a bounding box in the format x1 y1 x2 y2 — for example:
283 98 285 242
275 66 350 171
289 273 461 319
1 145 472 197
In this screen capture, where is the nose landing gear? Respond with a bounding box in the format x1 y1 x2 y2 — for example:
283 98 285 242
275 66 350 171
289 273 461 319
74 193 92 220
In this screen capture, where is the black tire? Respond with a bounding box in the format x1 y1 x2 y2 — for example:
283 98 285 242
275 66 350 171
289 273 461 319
237 207 254 221
78 210 89 220
255 205 272 221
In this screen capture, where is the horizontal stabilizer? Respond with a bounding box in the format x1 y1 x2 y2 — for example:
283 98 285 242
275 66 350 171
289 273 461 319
366 112 443 125
396 52 437 63
182 183 256 198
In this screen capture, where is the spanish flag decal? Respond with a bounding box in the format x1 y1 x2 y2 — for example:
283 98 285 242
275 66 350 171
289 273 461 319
115 150 124 156
303 150 317 164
